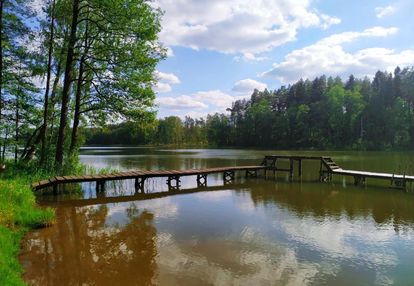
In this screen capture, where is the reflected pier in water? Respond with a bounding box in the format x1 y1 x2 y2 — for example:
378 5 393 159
38 183 250 208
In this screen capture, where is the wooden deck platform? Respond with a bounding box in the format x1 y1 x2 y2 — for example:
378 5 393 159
31 155 414 194
31 165 266 192
261 155 414 189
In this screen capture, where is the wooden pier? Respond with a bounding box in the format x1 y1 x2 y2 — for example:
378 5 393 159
262 155 414 189
31 165 265 193
31 155 414 193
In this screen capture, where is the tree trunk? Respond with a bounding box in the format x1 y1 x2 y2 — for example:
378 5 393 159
48 42 65 145
14 95 19 163
40 0 56 166
2 127 7 160
70 56 85 153
0 0 4 162
21 124 43 161
55 0 80 170
70 11 89 154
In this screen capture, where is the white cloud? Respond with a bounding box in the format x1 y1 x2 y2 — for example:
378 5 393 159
157 89 244 117
166 47 174 57
261 26 413 83
154 71 181 93
157 79 268 117
318 26 398 46
232 79 267 95
375 5 396 18
195 90 237 109
154 0 340 55
234 52 269 62
320 14 342 30
156 95 208 110
155 71 180 84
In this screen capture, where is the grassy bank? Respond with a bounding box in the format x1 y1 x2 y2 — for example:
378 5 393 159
0 177 54 285
0 160 82 285
0 158 110 285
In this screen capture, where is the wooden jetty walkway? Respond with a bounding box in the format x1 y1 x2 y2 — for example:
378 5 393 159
32 165 265 193
262 155 414 189
31 155 414 193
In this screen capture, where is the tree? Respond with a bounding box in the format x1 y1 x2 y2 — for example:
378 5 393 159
0 0 36 161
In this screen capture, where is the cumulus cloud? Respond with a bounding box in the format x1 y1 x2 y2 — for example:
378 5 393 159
375 5 396 18
157 79 268 116
165 47 175 57
234 52 269 62
154 0 340 55
156 95 208 110
157 90 235 112
232 79 268 95
261 26 413 83
153 71 181 93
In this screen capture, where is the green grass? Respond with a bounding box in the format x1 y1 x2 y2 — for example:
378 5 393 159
0 226 25 286
0 158 110 285
0 162 62 286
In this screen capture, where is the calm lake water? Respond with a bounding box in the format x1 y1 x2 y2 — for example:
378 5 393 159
20 148 414 285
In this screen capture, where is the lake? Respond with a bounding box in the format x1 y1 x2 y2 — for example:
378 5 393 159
20 148 414 285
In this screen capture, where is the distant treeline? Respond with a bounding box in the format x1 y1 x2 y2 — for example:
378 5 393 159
85 67 414 150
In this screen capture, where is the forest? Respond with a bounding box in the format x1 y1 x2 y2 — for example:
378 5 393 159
0 0 164 172
86 67 414 150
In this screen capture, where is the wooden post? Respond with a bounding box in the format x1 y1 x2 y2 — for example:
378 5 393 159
354 175 365 186
273 158 277 178
167 175 181 191
135 177 145 193
289 159 294 181
223 171 235 184
391 178 406 189
96 180 105 193
53 184 58 195
197 174 207 187
245 169 257 178
319 159 323 181
298 159 302 177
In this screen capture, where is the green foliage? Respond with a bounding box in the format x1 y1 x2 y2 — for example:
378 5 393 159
0 175 55 286
0 226 25 286
88 67 414 150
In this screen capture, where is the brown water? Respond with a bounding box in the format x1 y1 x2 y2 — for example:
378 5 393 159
20 148 414 285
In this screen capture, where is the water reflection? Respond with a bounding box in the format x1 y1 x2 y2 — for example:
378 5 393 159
245 181 414 228
20 149 414 285
20 204 157 286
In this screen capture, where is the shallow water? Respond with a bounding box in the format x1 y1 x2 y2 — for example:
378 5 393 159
20 148 414 285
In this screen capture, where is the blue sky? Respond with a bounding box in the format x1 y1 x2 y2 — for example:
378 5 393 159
153 0 414 118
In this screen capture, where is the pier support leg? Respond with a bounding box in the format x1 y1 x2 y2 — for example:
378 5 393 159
197 174 207 187
298 159 302 177
53 184 58 195
319 160 323 180
320 171 332 182
167 175 181 191
223 171 235 184
96 180 105 193
353 176 366 186
289 159 294 181
245 169 258 178
391 178 406 189
135 177 146 193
